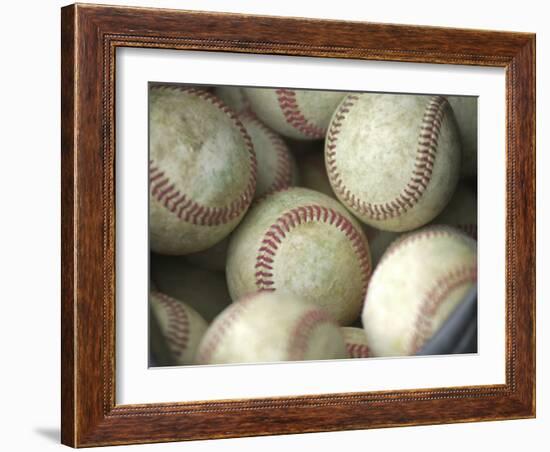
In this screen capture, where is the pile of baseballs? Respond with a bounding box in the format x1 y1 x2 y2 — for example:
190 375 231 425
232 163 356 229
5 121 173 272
149 84 477 366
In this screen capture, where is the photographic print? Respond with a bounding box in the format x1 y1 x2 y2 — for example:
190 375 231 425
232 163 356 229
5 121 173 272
148 84 478 367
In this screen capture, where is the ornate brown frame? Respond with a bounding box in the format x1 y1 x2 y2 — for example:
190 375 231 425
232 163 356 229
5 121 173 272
61 3 536 447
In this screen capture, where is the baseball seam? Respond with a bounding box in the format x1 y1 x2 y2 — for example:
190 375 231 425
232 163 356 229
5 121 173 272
240 110 293 195
149 86 258 226
345 342 370 358
287 308 336 361
410 265 477 354
254 204 371 293
326 94 449 221
275 88 326 139
153 292 190 359
195 294 256 364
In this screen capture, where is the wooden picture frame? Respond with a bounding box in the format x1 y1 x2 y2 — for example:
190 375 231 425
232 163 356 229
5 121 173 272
61 3 535 447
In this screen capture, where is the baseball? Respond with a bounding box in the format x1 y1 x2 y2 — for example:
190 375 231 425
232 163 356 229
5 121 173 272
326 93 461 232
150 291 208 365
243 87 346 140
362 226 477 357
341 327 370 358
149 85 257 254
196 291 349 364
226 187 371 325
433 184 477 239
239 111 298 199
447 96 477 179
151 254 232 322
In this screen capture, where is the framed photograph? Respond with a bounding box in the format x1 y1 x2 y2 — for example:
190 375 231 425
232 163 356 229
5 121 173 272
61 3 535 447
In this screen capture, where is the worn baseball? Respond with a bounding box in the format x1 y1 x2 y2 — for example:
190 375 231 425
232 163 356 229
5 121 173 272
362 226 477 357
226 187 372 325
239 111 298 199
447 96 477 179
341 327 370 358
149 85 257 254
215 86 250 115
243 88 347 140
432 184 477 239
326 93 461 232
150 291 208 365
196 291 349 364
151 254 232 322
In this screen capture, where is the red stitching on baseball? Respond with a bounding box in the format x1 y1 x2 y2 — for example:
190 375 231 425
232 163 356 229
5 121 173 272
149 86 257 226
195 294 256 364
326 95 450 221
240 110 293 195
254 204 371 294
410 265 477 354
345 342 370 358
287 308 336 361
275 88 326 139
153 292 190 359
